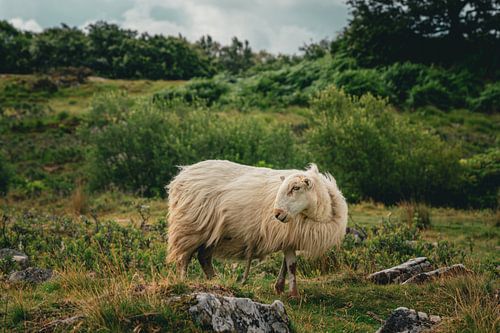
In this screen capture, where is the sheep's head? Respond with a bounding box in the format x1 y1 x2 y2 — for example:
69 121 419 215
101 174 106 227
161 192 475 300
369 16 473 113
273 166 319 223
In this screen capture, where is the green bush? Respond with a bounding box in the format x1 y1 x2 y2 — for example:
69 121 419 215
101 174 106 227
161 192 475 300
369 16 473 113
84 94 299 196
0 152 11 196
384 62 428 104
333 68 391 99
407 80 453 110
460 149 500 209
158 78 229 106
307 86 462 205
471 82 500 114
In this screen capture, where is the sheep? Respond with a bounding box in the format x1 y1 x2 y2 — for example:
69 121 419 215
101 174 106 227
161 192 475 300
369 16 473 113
166 160 348 297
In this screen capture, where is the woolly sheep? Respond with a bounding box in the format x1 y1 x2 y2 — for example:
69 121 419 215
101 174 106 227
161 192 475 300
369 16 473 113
166 160 348 297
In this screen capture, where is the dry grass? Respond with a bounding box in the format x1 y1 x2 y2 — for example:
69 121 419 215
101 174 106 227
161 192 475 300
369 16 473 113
434 276 500 333
69 182 88 215
399 201 432 229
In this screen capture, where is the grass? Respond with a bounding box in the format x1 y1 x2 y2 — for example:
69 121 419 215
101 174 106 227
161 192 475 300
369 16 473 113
0 198 498 332
0 74 498 332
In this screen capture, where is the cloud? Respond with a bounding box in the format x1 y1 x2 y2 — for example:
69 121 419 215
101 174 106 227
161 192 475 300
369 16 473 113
8 17 43 32
0 0 348 54
120 0 346 54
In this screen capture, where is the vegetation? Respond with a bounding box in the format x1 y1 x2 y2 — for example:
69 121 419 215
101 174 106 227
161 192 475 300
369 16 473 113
1 0 499 330
0 202 498 332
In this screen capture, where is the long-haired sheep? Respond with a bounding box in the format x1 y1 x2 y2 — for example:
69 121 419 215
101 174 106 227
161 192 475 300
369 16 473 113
166 160 348 297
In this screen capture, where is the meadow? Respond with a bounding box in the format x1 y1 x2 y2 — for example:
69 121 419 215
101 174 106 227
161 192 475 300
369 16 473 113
0 71 498 332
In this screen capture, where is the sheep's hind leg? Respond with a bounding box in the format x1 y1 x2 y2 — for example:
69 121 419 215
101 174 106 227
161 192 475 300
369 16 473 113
197 245 216 279
274 255 287 294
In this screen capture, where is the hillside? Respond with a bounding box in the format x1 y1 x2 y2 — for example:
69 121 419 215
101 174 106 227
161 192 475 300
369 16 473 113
0 73 499 332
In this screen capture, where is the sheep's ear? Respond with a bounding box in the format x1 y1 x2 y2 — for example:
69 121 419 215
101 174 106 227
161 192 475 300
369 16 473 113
308 163 319 174
304 177 312 189
280 175 285 182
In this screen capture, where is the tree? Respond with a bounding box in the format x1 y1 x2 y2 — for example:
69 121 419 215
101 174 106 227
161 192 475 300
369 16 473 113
0 20 33 73
344 0 500 75
218 37 255 74
30 24 90 71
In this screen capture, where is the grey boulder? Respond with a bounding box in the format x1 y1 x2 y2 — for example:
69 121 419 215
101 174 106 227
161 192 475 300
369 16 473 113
189 292 291 333
401 264 472 284
367 257 433 285
376 307 441 333
0 248 29 268
9 267 53 283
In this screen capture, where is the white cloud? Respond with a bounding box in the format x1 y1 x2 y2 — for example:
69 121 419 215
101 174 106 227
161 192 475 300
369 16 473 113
119 0 341 54
8 17 43 32
1 0 348 54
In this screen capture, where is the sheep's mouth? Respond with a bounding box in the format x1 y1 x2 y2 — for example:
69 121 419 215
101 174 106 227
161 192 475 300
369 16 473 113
275 214 289 223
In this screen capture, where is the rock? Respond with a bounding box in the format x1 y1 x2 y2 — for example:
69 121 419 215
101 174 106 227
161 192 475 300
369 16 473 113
401 264 472 284
9 267 53 284
367 257 433 285
376 307 441 333
189 292 291 333
346 227 367 242
0 248 29 268
39 315 83 332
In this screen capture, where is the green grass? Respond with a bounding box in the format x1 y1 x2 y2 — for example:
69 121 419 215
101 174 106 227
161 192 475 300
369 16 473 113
0 75 498 332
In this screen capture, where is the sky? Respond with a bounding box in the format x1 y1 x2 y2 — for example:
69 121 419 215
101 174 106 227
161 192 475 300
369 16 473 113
0 0 349 54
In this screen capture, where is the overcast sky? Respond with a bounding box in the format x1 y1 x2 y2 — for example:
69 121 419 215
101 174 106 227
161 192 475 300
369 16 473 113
0 0 349 54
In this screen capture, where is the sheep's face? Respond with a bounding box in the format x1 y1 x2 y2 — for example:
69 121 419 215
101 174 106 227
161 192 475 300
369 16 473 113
273 173 315 223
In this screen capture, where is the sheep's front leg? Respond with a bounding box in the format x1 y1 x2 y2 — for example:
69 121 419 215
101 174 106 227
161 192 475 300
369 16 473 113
240 257 252 284
274 256 287 294
285 249 299 298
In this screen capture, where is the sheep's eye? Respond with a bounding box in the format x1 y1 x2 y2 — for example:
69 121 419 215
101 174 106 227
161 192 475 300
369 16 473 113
292 186 300 191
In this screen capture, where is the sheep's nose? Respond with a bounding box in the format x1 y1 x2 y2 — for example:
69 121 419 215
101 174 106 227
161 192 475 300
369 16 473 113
273 208 287 222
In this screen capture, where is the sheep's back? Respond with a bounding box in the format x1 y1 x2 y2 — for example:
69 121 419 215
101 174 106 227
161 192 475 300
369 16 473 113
167 160 294 252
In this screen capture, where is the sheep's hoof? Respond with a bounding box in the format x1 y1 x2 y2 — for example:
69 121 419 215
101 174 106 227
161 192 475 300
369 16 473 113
274 280 285 294
288 289 300 299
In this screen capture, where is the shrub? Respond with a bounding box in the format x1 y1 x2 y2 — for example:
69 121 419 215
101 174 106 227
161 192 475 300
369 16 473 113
0 152 12 196
399 201 432 230
158 78 229 106
460 149 500 209
407 80 453 110
333 68 391 99
307 86 462 205
471 82 500 114
384 62 428 104
84 94 299 196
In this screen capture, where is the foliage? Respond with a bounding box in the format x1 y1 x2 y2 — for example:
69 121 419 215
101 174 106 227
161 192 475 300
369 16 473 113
460 149 500 209
0 20 214 79
334 68 391 99
84 94 299 196
158 78 229 106
399 201 432 230
307 86 463 205
343 0 500 76
471 82 500 114
0 151 11 195
407 80 454 110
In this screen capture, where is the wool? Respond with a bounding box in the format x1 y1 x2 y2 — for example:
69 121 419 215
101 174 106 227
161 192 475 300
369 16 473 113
167 160 348 265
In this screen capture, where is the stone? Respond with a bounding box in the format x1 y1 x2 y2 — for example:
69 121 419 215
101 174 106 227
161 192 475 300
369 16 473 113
39 315 83 332
401 264 472 284
0 248 29 268
376 307 441 333
367 257 433 285
346 227 367 242
9 267 53 284
189 292 291 333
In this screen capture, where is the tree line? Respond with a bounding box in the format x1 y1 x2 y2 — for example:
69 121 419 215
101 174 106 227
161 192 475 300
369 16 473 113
0 21 271 79
2 1 498 80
